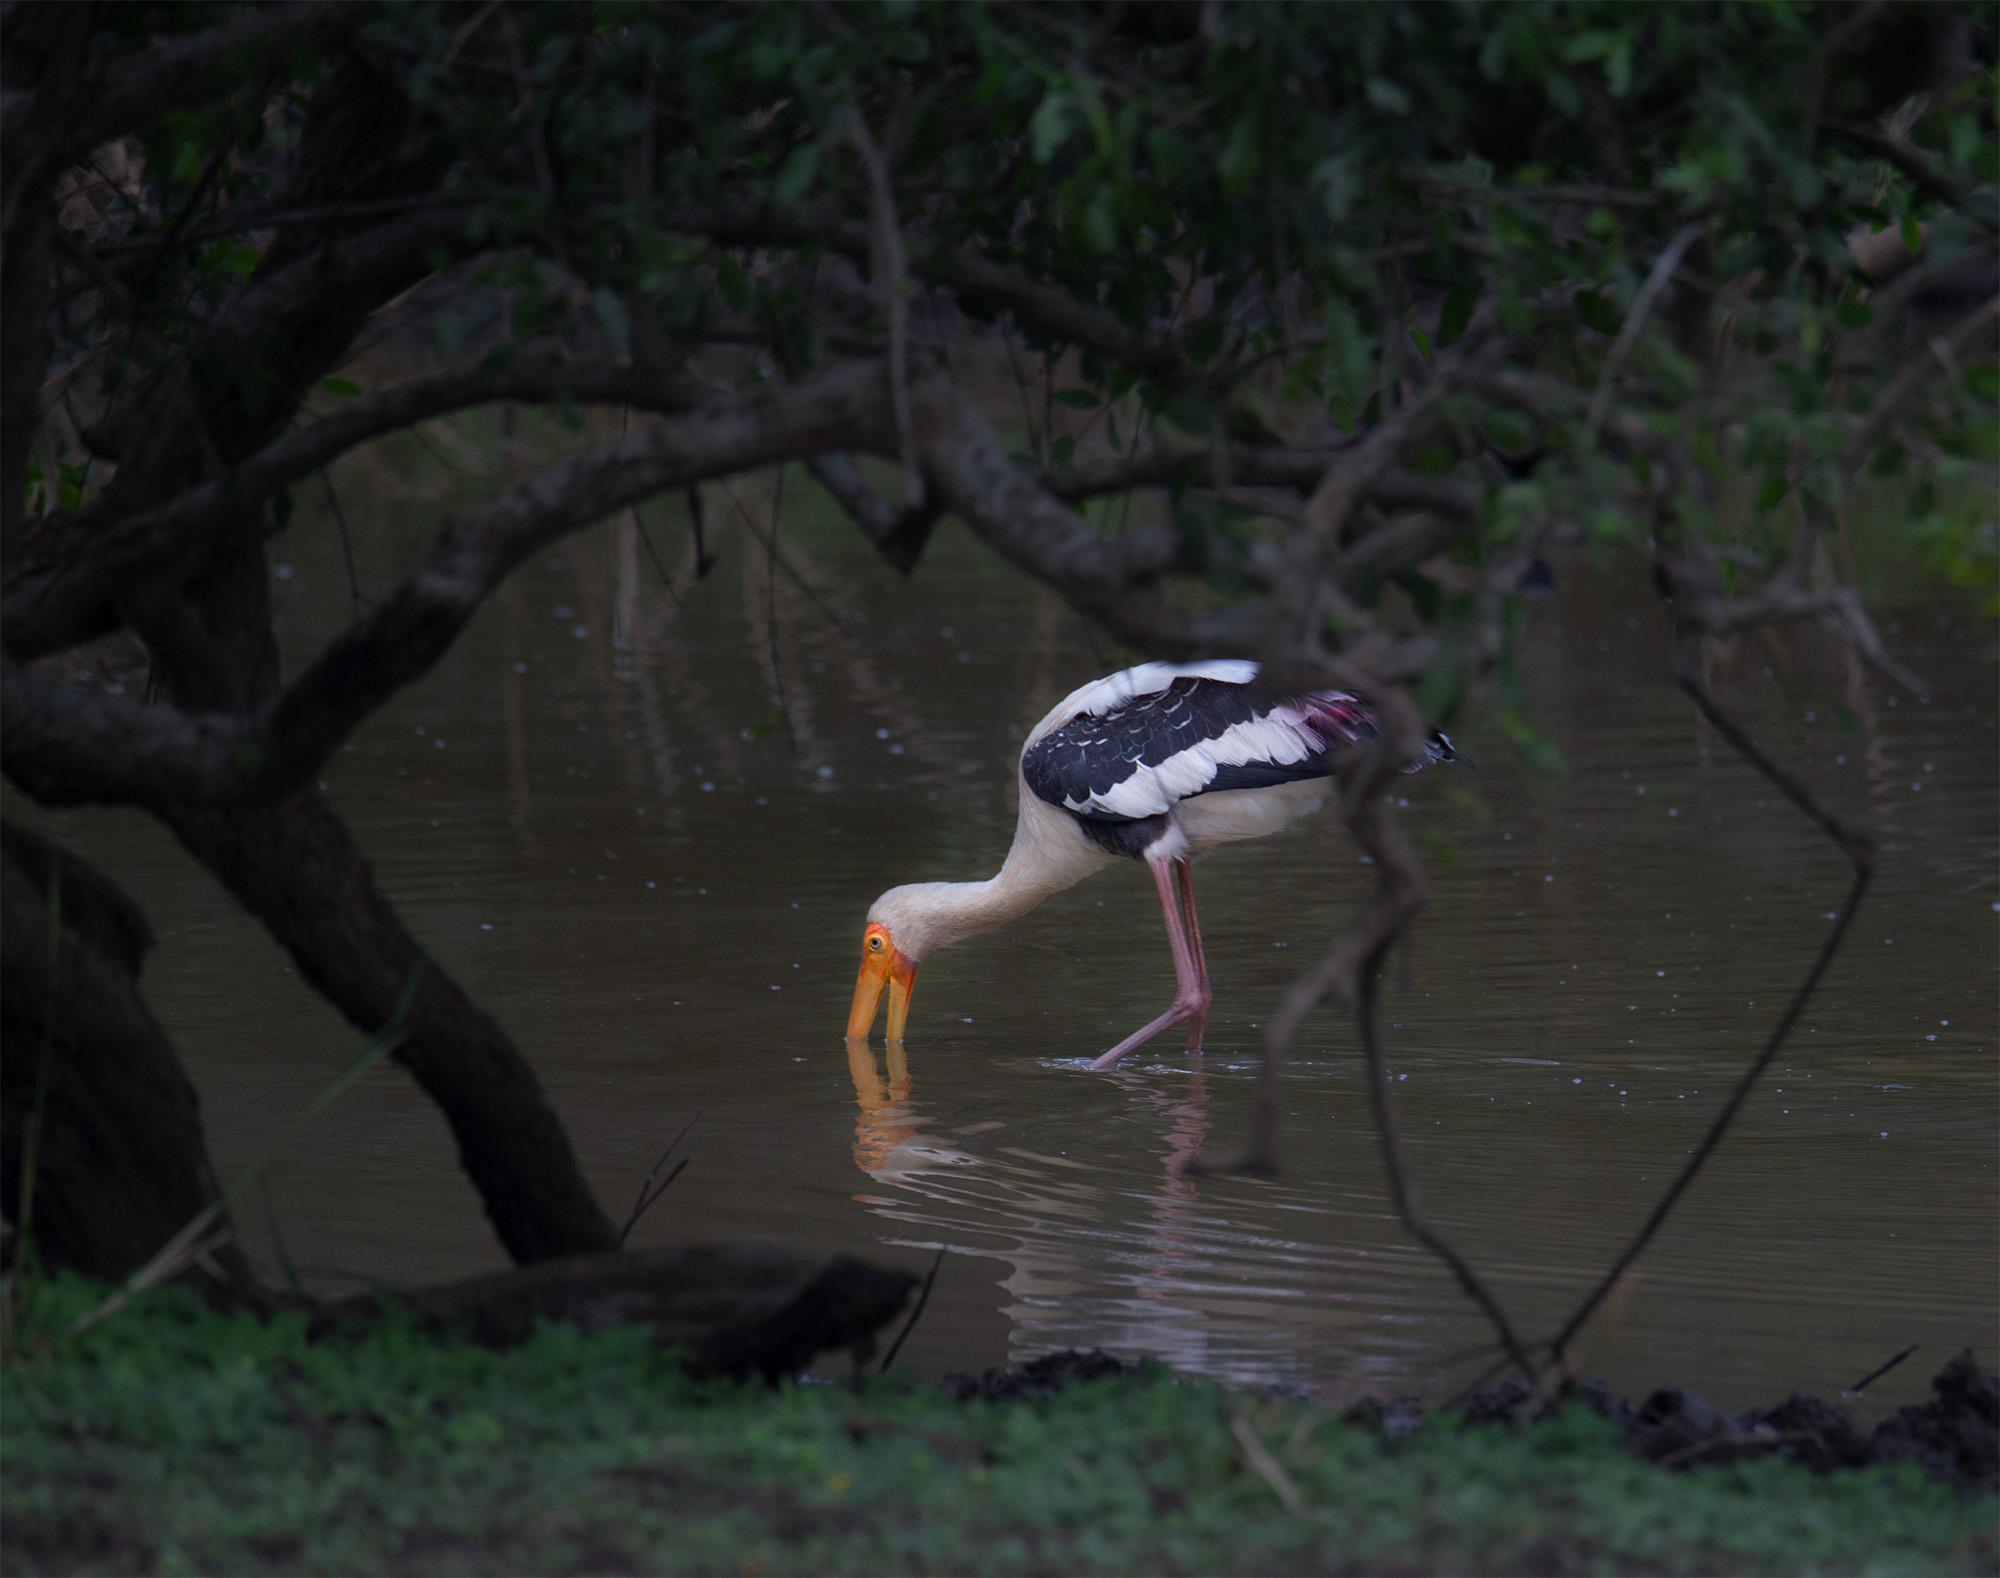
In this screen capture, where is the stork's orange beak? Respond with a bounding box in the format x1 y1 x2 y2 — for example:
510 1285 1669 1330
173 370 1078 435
847 923 917 1040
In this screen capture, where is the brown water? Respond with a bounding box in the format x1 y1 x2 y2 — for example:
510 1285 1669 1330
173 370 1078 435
17 447 1996 1412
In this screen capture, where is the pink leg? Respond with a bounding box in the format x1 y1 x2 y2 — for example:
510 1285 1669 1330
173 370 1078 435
1090 859 1215 1070
1173 859 1211 1053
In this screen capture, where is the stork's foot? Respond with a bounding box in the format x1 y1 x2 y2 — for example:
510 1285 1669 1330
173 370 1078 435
1089 991 1212 1071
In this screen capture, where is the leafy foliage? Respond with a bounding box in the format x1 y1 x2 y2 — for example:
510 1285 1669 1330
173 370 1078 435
26 1 1994 750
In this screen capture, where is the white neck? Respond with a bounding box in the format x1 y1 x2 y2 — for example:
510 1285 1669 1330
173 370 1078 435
871 793 1111 960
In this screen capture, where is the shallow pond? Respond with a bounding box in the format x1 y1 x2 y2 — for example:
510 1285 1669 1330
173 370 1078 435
18 448 1996 1412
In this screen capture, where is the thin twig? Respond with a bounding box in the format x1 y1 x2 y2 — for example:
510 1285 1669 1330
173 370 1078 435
1230 1412 1305 1514
688 485 717 578
321 472 364 617
618 1112 700 1248
718 478 853 638
1357 951 1536 1379
849 104 923 507
11 862 62 1305
1584 223 1705 445
630 505 685 608
70 965 424 1336
878 1248 944 1373
1545 628 1874 1364
1842 1342 1918 1398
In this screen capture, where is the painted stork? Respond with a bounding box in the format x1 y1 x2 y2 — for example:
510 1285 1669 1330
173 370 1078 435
845 659 1458 1068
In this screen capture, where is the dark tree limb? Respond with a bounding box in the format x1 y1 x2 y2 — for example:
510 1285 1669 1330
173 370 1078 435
1842 295 1998 463
6 356 715 659
2 6 359 234
806 452 945 574
1189 673 1534 1380
1040 446 1481 518
1544 623 1876 1365
0 4 91 545
316 1244 919 1382
4 360 899 808
666 197 1205 392
165 791 619 1263
909 374 1197 650
1355 952 1536 1380
1824 121 1995 229
0 822 251 1287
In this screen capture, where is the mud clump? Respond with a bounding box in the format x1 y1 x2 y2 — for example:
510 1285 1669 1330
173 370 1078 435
973 1348 1997 1490
942 1349 1138 1401
1455 1348 1996 1490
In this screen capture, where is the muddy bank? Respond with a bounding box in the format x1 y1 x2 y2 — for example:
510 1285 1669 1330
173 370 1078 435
945 1349 1999 1491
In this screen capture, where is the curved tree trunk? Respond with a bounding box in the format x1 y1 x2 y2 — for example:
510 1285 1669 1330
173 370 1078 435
0 821 248 1287
168 792 618 1262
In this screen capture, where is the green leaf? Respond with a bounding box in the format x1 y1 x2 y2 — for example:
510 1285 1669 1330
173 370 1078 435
1415 828 1466 868
320 377 363 398
1498 708 1566 776
1575 292 1621 335
1030 91 1071 163
1218 118 1260 193
1364 78 1410 116
1437 289 1472 348
592 286 632 356
771 141 820 208
1186 315 1225 365
716 252 747 312
740 707 786 741
1561 30 1615 63
1409 326 1433 359
1483 409 1532 451
1052 389 1097 411
1900 214 1922 255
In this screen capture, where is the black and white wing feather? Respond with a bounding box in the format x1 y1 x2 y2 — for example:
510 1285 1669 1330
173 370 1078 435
1019 661 1378 823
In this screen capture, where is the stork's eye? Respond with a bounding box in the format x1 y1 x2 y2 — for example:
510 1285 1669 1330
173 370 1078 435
868 935 884 951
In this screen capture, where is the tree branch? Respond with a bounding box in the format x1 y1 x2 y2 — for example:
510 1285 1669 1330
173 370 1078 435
3 361 897 809
1842 295 1999 466
665 197 1204 391
7 356 715 660
1545 623 1875 1364
3 5 361 241
805 453 944 573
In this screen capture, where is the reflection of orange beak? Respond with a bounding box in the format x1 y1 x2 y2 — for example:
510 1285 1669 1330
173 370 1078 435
846 923 917 1040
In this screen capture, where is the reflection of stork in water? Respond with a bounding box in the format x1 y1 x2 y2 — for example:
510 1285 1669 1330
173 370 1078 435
846 1038 914 1175
847 660 1457 1067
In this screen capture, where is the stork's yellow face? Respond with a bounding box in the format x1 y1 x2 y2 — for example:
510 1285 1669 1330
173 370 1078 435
846 922 918 1040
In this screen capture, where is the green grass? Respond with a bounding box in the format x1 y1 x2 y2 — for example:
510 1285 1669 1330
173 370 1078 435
3 1274 1991 1577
